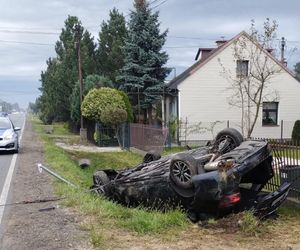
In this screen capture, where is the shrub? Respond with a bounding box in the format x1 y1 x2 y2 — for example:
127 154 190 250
118 90 134 122
81 87 126 122
292 120 300 141
82 87 128 146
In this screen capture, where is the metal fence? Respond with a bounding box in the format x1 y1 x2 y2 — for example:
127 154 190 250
262 139 300 199
173 119 297 145
95 123 168 152
130 123 168 153
95 123 119 147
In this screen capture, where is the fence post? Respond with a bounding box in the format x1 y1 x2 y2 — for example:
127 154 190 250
122 123 125 149
185 117 188 146
281 120 283 141
128 123 131 149
167 120 171 149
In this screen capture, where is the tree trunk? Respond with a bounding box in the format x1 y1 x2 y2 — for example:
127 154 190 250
247 81 265 138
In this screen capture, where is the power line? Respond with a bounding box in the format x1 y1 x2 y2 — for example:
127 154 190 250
149 0 161 4
0 39 54 46
124 0 168 18
0 26 60 30
1 28 300 45
0 30 60 35
168 36 218 41
164 46 200 49
151 0 169 9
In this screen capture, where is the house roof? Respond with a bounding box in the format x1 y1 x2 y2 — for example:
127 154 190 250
168 31 296 89
194 48 214 61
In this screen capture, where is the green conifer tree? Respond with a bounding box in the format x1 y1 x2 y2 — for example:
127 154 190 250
97 8 127 85
117 0 170 123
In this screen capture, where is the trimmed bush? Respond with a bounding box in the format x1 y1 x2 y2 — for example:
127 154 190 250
118 90 134 122
81 87 126 122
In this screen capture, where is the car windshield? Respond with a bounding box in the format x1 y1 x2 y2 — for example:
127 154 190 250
0 118 12 130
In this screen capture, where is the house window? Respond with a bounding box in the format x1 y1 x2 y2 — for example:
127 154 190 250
262 102 278 126
236 60 249 77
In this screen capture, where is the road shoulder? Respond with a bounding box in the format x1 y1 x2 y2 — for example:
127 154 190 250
1 118 90 250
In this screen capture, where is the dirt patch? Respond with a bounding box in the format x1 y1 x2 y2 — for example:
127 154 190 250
97 219 300 250
55 142 122 153
0 120 91 250
203 213 243 234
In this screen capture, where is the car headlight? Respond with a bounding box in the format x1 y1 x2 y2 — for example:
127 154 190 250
4 133 14 140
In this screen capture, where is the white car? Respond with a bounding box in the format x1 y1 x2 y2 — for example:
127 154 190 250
0 116 20 153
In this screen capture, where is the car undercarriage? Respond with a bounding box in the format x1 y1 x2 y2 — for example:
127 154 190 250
92 128 291 221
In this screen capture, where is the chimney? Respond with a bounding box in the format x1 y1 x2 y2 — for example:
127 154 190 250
281 37 287 67
195 48 213 61
216 40 227 47
216 37 227 47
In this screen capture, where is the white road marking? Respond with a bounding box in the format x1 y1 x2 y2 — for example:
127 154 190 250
0 115 26 224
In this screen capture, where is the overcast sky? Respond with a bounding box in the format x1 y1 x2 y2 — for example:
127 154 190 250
1 0 300 108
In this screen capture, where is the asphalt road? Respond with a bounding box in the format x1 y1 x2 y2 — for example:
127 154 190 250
0 113 25 233
0 113 24 192
0 116 88 250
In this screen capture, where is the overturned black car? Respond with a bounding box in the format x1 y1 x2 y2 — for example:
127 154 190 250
92 128 291 221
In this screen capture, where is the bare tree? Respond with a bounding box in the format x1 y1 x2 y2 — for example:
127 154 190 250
219 19 282 137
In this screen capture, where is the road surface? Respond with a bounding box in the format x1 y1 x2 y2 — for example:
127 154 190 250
0 112 25 235
0 113 25 192
0 115 88 250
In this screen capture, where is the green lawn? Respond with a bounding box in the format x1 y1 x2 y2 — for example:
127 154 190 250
31 117 188 247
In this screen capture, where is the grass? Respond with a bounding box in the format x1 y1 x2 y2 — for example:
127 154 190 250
162 146 188 156
238 210 261 236
31 117 188 247
30 117 300 249
276 149 300 160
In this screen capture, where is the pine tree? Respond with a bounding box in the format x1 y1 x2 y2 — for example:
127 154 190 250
97 8 127 85
81 30 98 76
39 16 97 123
39 58 60 123
117 0 170 123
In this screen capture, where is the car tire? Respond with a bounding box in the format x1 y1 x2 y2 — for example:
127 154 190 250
93 170 110 186
214 128 243 154
15 144 19 153
143 150 161 163
169 153 197 189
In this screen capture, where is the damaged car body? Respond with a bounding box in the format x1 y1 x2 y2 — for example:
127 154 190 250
92 128 291 221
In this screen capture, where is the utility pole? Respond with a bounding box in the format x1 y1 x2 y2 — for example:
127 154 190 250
75 24 87 144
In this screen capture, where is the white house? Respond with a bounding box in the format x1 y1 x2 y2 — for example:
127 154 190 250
165 31 300 142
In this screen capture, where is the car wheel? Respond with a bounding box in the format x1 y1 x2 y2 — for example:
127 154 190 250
93 171 110 186
143 150 161 163
12 144 19 154
170 153 197 189
214 128 243 154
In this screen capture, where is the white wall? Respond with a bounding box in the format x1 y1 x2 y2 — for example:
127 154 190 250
177 35 300 140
